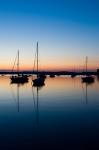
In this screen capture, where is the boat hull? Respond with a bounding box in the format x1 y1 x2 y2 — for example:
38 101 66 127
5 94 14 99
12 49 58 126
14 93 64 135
10 75 28 84
33 77 45 86
50 74 55 78
82 76 94 83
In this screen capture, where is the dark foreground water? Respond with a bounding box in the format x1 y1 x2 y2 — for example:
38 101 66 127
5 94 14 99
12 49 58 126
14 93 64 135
0 75 99 150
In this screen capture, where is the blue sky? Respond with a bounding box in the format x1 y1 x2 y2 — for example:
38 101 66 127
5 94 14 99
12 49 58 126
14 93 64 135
0 0 99 71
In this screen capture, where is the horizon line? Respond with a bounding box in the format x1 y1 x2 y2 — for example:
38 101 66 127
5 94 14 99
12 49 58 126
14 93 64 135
0 68 98 73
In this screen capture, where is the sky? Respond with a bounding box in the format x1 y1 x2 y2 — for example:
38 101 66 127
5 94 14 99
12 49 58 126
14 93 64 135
0 0 99 71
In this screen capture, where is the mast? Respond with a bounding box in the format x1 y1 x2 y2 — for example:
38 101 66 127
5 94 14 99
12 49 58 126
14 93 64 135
37 42 38 78
17 50 19 76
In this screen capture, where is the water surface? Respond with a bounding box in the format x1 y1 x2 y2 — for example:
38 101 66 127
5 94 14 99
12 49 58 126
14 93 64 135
0 75 99 149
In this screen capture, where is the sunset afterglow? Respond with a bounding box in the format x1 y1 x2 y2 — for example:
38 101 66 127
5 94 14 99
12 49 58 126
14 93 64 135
0 0 99 71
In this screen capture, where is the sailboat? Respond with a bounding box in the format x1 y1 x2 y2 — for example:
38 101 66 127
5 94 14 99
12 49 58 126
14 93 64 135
81 56 94 83
10 50 28 84
32 42 45 86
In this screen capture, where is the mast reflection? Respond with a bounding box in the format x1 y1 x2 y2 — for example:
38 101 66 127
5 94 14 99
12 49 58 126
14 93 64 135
82 81 94 104
10 83 23 112
32 84 44 125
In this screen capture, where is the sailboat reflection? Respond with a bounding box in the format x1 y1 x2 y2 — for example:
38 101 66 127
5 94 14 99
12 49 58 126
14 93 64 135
10 84 20 112
96 75 99 82
82 81 94 104
32 86 39 124
17 84 19 112
82 82 88 104
32 84 44 125
85 83 88 104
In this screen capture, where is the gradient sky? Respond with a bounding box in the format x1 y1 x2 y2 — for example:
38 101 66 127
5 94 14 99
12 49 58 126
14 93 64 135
0 0 99 71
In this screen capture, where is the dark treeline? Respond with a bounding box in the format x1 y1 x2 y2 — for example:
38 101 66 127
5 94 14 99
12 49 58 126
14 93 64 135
0 70 99 76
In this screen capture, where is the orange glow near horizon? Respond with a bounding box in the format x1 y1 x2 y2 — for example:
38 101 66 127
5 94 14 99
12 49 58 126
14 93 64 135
0 57 99 71
0 64 98 71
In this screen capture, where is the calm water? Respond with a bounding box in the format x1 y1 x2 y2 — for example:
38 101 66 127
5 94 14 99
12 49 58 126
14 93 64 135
0 75 99 149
